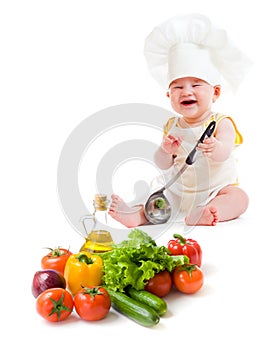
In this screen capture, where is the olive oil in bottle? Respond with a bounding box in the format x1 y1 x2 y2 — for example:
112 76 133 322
80 194 114 253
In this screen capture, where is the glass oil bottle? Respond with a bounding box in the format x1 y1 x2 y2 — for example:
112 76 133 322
80 194 114 253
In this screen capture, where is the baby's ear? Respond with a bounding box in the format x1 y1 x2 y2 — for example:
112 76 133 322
213 85 221 101
166 91 170 98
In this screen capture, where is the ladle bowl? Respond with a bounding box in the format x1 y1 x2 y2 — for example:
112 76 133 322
144 191 171 224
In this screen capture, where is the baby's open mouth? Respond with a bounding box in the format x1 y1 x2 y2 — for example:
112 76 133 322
181 99 197 105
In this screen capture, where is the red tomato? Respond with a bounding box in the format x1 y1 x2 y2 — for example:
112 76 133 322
144 270 172 297
172 265 204 294
74 286 111 321
36 288 74 322
41 247 72 275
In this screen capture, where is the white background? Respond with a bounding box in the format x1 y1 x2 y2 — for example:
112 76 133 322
1 1 267 349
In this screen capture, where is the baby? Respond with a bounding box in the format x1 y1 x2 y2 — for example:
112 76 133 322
108 14 251 227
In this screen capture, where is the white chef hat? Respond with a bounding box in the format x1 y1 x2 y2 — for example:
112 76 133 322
144 14 252 93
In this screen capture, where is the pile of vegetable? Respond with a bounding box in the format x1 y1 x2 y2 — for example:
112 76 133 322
31 229 204 327
100 229 188 292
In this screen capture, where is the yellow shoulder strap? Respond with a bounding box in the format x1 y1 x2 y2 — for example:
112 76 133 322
206 113 243 145
163 116 176 137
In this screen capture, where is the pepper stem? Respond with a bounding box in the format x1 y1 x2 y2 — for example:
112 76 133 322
173 233 186 244
77 254 94 265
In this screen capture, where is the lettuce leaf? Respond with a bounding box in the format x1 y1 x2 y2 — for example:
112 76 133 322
101 229 189 292
116 228 157 248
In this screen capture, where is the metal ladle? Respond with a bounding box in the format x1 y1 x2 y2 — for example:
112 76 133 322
144 121 216 224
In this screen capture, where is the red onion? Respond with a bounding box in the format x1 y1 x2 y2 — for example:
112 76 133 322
31 269 66 298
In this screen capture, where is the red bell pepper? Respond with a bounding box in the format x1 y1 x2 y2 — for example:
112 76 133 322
167 234 202 267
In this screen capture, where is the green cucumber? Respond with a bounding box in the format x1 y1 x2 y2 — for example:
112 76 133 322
107 289 160 327
126 287 167 316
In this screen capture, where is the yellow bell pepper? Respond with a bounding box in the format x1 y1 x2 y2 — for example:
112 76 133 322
64 251 103 295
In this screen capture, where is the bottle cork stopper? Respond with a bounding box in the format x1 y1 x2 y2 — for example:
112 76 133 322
94 194 107 211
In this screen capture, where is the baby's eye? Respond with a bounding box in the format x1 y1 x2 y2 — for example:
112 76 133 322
192 84 201 87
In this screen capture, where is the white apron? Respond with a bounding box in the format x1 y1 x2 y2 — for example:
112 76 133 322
151 113 243 218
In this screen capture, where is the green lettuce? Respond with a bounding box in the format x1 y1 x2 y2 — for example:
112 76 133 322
115 228 157 248
101 229 189 292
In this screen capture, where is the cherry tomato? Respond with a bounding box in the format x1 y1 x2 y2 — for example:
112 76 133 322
36 288 74 322
144 270 172 297
41 247 72 275
74 286 111 321
172 264 204 294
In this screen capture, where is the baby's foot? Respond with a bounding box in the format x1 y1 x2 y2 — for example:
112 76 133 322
185 205 219 226
108 194 147 228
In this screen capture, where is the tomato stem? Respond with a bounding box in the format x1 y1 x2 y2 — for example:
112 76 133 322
48 292 72 321
43 246 70 257
178 264 197 278
81 286 104 298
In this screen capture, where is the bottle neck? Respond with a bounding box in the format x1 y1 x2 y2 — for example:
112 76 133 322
93 208 108 225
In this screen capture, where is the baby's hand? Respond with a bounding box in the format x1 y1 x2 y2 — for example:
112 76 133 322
161 134 182 154
197 136 218 157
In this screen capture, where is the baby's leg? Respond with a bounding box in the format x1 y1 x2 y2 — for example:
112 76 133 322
108 194 148 228
185 185 249 226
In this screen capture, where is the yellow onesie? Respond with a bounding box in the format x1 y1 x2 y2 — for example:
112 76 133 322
153 113 243 216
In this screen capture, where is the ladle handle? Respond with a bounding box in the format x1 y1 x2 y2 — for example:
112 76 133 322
161 163 188 191
186 121 216 165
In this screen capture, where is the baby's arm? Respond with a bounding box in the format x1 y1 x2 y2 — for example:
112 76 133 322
197 118 236 161
154 134 182 169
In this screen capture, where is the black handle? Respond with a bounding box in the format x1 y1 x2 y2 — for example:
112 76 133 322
198 120 216 143
185 121 216 165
